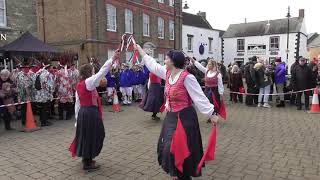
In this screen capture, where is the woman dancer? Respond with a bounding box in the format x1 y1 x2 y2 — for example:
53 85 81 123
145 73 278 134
192 58 224 121
134 44 218 180
72 50 119 171
142 72 164 120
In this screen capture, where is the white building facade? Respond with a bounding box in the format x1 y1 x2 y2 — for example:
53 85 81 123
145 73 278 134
182 12 223 61
222 9 307 71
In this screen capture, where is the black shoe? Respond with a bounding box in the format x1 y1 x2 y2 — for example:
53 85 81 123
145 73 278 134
297 107 302 110
5 127 14 131
305 107 310 111
276 101 285 108
83 162 100 172
41 121 53 127
152 116 160 121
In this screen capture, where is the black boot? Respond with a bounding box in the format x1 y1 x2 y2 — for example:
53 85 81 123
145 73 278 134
276 101 285 107
83 158 100 172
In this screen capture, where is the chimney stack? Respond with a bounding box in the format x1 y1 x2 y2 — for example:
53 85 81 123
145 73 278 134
197 11 206 20
299 9 305 18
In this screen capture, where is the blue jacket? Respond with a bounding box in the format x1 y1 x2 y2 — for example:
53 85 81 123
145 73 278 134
275 63 286 84
106 72 116 87
119 69 133 87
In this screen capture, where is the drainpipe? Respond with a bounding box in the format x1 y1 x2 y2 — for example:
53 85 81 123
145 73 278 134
41 0 46 42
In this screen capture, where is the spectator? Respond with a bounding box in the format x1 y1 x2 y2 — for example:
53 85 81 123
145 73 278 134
309 57 318 89
291 57 313 110
229 64 243 103
274 57 286 107
0 69 16 130
244 56 258 106
254 59 272 108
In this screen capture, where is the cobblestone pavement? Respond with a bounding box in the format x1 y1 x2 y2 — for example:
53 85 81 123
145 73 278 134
0 101 320 180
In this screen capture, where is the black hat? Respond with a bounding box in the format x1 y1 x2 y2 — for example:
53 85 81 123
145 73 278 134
20 57 31 68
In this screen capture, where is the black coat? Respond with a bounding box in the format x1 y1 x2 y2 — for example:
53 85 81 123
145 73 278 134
291 64 313 91
244 62 256 87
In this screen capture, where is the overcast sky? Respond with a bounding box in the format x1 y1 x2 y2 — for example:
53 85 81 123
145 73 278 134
184 0 320 33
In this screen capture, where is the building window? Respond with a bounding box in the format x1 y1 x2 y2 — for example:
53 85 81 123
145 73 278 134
169 20 174 40
125 9 133 34
169 0 174 6
0 0 6 27
158 54 164 65
106 4 116 32
187 35 193 52
270 36 280 50
107 49 115 59
158 0 164 3
208 38 213 53
237 39 245 52
143 14 150 37
158 17 164 39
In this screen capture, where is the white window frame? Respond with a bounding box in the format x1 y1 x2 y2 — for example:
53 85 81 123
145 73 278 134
169 0 174 6
143 14 150 37
158 0 164 3
169 20 174 40
158 54 164 65
208 38 213 53
237 39 245 52
0 0 7 27
125 9 133 34
270 36 280 50
106 4 117 32
158 17 165 39
187 36 193 52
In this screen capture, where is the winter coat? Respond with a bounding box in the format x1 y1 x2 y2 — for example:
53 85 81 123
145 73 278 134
309 63 318 88
291 64 313 91
119 69 134 87
244 62 257 87
229 72 243 92
254 63 272 88
274 63 286 84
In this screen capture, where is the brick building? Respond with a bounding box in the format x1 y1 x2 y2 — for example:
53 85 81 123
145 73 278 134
0 0 38 47
37 0 183 65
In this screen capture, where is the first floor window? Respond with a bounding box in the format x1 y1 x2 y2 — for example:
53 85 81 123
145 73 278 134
125 9 133 34
107 49 115 60
270 36 280 50
143 14 150 36
158 17 164 39
169 20 174 40
237 39 245 52
208 38 213 53
106 4 116 31
158 0 164 3
169 0 174 6
158 54 164 65
0 0 6 27
187 35 193 52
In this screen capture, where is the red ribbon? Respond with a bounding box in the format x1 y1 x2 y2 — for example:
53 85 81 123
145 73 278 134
212 95 227 120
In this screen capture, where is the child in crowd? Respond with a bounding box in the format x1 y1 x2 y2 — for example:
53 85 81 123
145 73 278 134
105 66 117 104
119 63 134 105
132 65 146 102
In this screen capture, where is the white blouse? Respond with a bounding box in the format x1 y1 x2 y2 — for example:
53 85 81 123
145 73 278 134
74 58 113 125
141 55 215 119
193 61 224 95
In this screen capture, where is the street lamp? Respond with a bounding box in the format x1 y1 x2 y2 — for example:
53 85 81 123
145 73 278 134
286 6 291 65
174 1 189 50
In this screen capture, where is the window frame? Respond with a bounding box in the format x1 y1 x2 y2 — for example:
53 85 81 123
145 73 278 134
208 37 213 53
169 20 175 40
169 0 174 6
158 17 165 39
0 0 7 27
124 9 133 34
106 4 117 32
158 0 165 3
158 54 165 65
143 13 150 37
237 39 245 52
269 36 280 51
187 35 194 52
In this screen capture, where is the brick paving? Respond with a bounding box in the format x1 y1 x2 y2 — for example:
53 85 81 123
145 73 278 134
0 101 320 180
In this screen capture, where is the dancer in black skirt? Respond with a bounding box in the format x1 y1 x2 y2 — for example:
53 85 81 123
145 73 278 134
142 72 164 120
134 44 218 180
71 50 119 171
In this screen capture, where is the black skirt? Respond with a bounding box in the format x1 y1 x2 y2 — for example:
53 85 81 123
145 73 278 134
157 106 204 177
142 83 164 113
75 106 105 159
205 87 221 107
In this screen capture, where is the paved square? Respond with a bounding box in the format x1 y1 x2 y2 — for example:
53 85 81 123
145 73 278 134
0 102 320 180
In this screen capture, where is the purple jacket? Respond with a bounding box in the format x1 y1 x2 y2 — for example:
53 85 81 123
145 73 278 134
275 63 286 84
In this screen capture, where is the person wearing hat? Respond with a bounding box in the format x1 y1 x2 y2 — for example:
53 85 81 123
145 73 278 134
291 57 313 110
274 57 286 107
244 56 259 106
16 58 35 125
34 60 55 126
134 44 218 180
